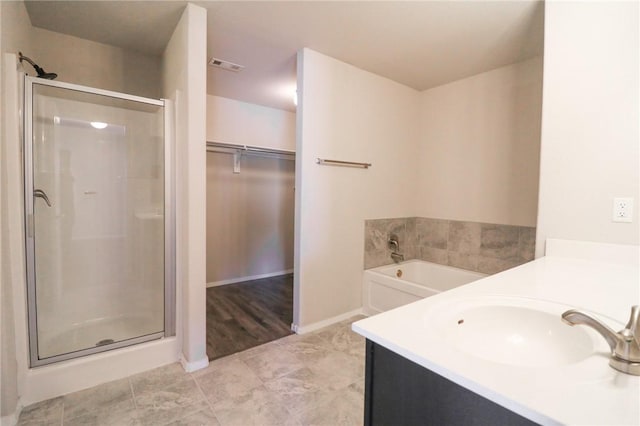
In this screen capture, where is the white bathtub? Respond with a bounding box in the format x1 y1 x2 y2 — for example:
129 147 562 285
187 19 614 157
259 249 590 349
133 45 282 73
363 260 486 315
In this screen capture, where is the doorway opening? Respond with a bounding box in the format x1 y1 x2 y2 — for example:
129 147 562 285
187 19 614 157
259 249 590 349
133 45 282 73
205 142 295 360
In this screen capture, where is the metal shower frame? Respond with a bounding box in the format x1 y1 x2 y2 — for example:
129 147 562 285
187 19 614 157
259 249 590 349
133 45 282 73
23 76 176 367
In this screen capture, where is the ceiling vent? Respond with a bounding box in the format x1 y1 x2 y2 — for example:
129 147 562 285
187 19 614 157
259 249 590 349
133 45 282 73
208 57 244 72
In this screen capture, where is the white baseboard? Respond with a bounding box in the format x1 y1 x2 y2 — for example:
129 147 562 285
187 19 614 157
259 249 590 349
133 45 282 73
206 269 293 288
1 405 21 426
180 355 209 373
292 308 364 334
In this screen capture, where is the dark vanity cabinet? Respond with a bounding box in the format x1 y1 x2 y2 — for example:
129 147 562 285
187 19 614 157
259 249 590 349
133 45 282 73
364 340 538 426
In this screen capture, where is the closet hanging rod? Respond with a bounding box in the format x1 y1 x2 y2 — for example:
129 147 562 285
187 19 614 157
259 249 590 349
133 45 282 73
206 140 295 157
316 158 372 169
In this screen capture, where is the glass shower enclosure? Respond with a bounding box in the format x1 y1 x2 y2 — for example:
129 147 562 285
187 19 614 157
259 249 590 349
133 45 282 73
24 76 175 366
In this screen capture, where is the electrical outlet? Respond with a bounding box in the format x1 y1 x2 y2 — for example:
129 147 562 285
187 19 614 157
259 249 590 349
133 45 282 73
613 197 634 223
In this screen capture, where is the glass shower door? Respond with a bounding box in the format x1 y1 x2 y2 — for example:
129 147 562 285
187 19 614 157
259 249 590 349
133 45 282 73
25 78 171 366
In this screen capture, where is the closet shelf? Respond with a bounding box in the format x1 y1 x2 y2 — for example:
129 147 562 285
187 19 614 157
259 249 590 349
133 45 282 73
206 140 295 159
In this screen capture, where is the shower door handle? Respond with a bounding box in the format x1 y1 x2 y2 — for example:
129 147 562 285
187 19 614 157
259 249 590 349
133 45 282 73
33 189 52 207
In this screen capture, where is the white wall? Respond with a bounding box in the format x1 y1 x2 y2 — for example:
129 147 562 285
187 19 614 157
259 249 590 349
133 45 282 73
1 1 33 421
162 3 208 372
205 95 296 285
295 48 420 328
536 1 639 256
417 57 543 227
29 27 162 99
206 152 295 284
1 8 162 100
207 95 295 152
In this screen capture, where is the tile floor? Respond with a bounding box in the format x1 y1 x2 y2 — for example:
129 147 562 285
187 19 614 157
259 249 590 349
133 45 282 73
17 317 366 426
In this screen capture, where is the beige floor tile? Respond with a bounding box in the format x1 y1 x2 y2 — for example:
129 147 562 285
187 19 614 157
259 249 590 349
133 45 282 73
349 378 365 396
136 400 210 426
294 381 364 426
278 339 333 365
195 357 263 404
314 324 366 356
308 351 365 390
276 330 327 347
16 420 60 426
62 378 132 421
135 377 203 411
211 386 298 426
63 399 138 426
130 363 186 396
18 317 368 426
189 355 234 378
165 407 221 426
242 345 305 381
17 397 63 426
263 368 333 417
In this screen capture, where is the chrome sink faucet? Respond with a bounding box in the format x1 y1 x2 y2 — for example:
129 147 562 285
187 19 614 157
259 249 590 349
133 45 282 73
562 305 640 375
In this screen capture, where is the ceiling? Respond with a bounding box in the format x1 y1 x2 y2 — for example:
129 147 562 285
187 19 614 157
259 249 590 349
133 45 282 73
24 1 544 112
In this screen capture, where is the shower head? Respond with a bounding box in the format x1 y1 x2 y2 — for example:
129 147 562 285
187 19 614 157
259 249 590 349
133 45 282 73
37 72 58 80
19 52 57 80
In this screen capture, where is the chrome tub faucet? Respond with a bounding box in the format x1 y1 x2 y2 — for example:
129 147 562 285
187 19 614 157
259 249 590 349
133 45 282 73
388 234 404 263
562 305 640 375
388 235 400 252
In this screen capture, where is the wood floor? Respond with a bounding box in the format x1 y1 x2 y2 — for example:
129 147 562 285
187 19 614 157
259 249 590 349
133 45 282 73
206 273 293 360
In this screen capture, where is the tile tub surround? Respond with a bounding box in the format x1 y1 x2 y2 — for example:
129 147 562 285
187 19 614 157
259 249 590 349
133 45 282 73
364 217 535 274
17 317 366 426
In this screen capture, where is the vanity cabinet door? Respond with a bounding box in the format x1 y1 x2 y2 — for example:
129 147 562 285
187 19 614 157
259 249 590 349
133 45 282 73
364 340 538 426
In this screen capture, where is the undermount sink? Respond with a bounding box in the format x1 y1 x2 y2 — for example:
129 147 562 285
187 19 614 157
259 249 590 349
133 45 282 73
429 297 615 368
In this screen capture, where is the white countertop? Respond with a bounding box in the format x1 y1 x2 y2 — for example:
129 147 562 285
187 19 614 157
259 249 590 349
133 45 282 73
352 241 640 425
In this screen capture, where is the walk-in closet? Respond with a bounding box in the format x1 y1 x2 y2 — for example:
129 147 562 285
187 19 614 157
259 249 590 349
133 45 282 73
204 95 296 359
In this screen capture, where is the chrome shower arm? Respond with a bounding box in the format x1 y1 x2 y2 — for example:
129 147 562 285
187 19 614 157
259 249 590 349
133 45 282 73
19 52 57 80
18 52 37 68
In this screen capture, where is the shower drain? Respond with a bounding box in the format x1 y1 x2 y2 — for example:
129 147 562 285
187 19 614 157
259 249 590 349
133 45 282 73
96 339 115 347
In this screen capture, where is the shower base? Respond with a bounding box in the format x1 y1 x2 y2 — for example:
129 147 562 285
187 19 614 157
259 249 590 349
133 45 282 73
38 314 162 361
